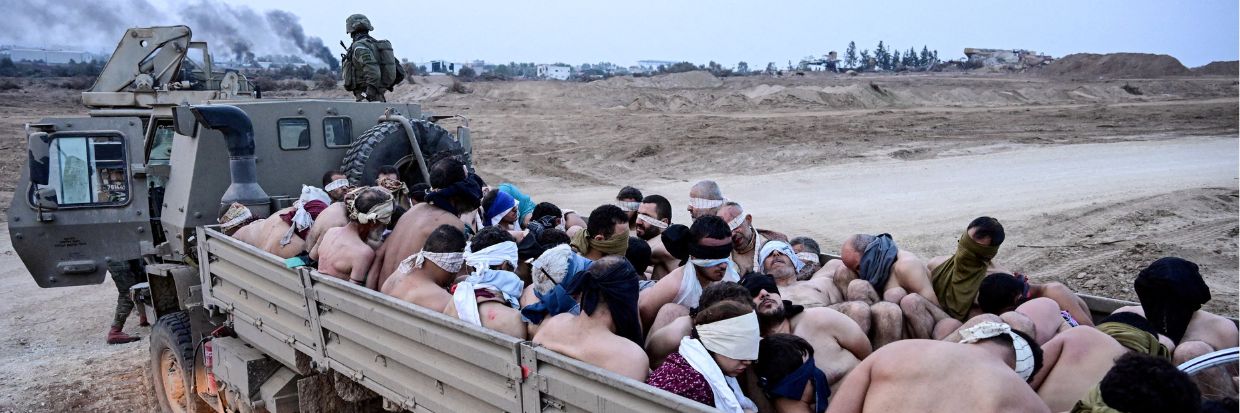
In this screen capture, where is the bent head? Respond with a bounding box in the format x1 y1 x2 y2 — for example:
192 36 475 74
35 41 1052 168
716 202 753 250
967 216 1005 247
470 226 517 271
1099 353 1200 413
531 202 563 229
587 204 630 241
423 224 467 283
840 234 875 272
694 300 759 377
428 157 481 214
699 282 755 310
377 165 399 183
348 187 395 232
978 273 1026 314
690 215 734 281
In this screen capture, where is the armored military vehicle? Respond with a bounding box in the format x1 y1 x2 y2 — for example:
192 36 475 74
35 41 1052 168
5 26 711 413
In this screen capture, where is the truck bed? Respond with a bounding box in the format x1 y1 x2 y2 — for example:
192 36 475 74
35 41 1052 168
196 226 714 413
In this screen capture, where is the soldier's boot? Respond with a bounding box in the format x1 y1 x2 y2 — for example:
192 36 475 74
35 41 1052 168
138 309 149 327
107 325 141 345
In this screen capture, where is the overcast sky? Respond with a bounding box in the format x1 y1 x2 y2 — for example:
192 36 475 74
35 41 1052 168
9 0 1239 67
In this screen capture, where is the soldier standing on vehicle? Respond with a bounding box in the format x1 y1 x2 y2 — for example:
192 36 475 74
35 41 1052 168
342 14 404 102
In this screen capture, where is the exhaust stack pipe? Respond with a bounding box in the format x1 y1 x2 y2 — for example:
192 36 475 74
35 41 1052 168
188 105 270 216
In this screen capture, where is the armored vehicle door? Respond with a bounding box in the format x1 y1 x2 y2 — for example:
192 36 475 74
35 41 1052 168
8 117 151 288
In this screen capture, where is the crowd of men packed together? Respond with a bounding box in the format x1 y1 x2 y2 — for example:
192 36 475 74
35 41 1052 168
216 156 1239 413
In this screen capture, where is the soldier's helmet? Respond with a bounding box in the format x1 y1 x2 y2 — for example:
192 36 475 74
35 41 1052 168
345 14 374 34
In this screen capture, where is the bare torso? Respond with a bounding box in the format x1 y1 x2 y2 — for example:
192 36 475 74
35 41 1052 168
533 312 650 382
374 204 464 289
252 207 305 258
443 297 527 339
1031 327 1127 412
779 278 841 308
648 237 678 280
315 225 375 282
787 308 871 390
380 270 452 313
827 340 1049 413
304 203 346 254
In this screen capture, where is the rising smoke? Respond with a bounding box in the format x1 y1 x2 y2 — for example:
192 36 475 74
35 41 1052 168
4 0 340 71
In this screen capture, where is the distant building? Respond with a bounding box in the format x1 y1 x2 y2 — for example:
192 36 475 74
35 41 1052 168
429 60 462 75
537 64 571 80
636 60 679 73
4 48 95 64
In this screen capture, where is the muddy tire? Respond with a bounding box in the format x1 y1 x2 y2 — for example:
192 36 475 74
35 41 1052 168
340 119 467 187
150 312 209 413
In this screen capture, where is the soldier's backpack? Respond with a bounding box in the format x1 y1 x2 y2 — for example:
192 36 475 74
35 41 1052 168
344 37 406 91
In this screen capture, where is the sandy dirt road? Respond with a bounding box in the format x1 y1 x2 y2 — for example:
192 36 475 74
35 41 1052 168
0 134 1233 412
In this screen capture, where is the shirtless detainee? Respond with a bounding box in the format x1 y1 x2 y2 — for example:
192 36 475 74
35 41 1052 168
717 202 788 275
368 158 483 290
379 224 467 312
520 244 593 337
742 273 871 391
900 216 1004 339
789 236 823 280
635 195 678 279
977 272 1095 327
532 256 649 381
687 180 725 219
322 169 351 203
568 204 630 260
1028 326 1128 412
614 186 643 229
644 282 752 368
314 187 394 284
1116 256 1240 398
827 321 1048 413
443 226 528 339
819 233 937 305
639 215 739 332
766 240 902 348
303 170 356 254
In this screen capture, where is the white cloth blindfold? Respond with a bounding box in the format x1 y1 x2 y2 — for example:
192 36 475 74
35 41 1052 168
324 178 350 192
958 321 1036 382
637 213 669 229
689 197 725 209
696 311 761 360
399 250 465 274
464 241 519 273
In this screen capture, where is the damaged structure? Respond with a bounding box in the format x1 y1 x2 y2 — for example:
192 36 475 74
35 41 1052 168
964 48 1053 70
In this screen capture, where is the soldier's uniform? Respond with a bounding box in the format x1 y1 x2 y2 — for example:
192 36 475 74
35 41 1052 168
107 258 148 344
343 14 385 102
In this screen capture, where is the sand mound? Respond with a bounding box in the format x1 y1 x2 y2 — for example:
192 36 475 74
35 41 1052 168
1192 60 1239 76
599 71 723 89
1041 53 1190 79
389 77 450 102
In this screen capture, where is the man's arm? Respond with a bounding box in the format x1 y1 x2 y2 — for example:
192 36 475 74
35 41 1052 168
365 241 388 290
894 256 938 307
824 356 873 413
644 316 690 368
1028 334 1065 390
351 251 375 287
638 274 680 330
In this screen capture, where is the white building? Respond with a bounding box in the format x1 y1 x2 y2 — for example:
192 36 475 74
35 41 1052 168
5 48 94 64
537 64 571 80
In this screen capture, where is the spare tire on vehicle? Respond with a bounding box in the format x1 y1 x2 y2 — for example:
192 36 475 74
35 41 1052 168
340 119 468 187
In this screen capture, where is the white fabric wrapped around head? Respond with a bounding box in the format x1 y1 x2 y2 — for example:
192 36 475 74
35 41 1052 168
280 185 333 246
689 197 725 209
464 241 519 273
756 240 805 273
958 321 1036 381
614 200 641 212
695 311 761 360
398 250 465 274
324 178 350 193
637 213 668 229
796 251 820 265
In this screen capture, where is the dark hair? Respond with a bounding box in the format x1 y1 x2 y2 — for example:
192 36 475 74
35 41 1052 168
532 202 562 223
789 236 820 254
693 300 753 327
537 228 570 247
642 194 672 221
1099 312 1159 336
756 334 814 392
1202 398 1237 413
617 186 643 202
378 165 399 176
661 224 691 261
626 237 652 275
424 224 466 254
978 273 1025 314
586 204 629 238
428 157 466 189
409 183 430 202
353 187 390 214
322 169 345 187
481 189 499 211
690 215 732 243
967 216 1005 246
470 226 515 255
1100 353 1201 413
699 282 754 310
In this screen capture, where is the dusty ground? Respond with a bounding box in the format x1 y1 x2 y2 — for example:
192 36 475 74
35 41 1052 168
0 71 1235 411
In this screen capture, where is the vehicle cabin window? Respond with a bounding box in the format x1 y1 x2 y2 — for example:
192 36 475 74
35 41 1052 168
149 122 175 165
323 117 352 148
44 135 129 206
278 118 311 150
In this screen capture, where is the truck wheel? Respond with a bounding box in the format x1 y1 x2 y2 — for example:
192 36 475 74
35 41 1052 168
150 312 209 413
340 119 466 187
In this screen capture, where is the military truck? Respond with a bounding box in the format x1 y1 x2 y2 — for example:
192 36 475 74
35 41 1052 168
6 25 712 413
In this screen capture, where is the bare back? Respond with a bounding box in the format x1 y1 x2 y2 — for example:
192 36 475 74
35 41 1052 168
375 204 465 288
533 313 650 382
1031 327 1127 412
443 299 527 339
828 340 1049 413
316 226 375 283
304 203 347 254
380 270 452 313
790 308 871 389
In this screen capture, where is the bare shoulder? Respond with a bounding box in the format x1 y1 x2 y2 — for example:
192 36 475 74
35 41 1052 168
894 250 927 268
1111 305 1144 316
796 307 854 330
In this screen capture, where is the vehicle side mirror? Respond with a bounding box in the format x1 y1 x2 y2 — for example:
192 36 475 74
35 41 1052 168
172 105 198 137
34 187 58 210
